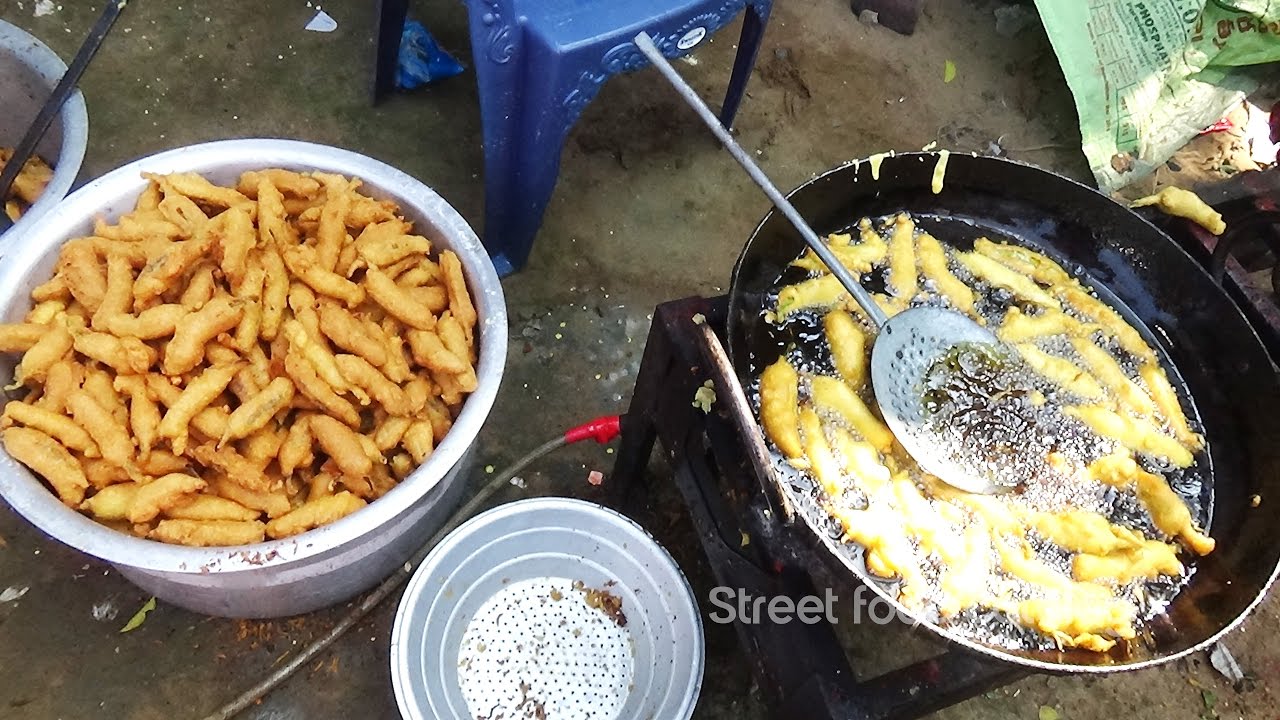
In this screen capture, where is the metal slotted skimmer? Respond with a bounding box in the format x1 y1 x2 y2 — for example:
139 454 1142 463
391 497 704 720
634 32 1012 495
868 307 1013 492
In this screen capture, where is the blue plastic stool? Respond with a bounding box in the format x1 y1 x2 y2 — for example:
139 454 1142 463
376 0 773 276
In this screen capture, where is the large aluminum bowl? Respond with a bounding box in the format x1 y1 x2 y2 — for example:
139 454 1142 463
0 139 507 618
0 20 89 238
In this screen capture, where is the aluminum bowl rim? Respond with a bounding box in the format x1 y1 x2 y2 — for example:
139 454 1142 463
0 138 506 575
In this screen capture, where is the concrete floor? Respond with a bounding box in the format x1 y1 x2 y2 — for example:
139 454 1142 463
0 1 1276 718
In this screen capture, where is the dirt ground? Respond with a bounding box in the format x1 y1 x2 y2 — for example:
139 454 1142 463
0 1 1275 719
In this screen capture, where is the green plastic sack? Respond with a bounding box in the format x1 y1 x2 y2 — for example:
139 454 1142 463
1189 1 1280 67
1034 0 1279 191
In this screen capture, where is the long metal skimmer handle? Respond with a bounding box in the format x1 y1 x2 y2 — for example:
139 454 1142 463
633 31 888 329
0 0 127 235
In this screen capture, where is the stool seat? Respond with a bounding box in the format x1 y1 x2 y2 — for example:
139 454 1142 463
524 0 731 48
376 0 772 276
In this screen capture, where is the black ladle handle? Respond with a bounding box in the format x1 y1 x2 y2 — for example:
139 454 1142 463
633 31 889 329
0 0 128 233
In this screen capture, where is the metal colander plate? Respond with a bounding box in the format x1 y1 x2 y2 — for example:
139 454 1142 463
391 497 703 720
458 577 634 718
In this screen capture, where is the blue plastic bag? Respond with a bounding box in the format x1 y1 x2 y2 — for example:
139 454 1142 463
396 20 465 89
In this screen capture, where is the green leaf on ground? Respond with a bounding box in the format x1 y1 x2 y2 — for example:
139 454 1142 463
944 60 957 83
120 597 156 633
1038 707 1060 720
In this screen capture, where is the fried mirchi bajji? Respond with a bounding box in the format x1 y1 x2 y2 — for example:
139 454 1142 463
0 169 481 546
758 212 1213 654
0 148 54 222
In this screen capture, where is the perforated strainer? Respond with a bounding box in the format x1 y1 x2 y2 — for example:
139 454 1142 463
636 32 1007 495
390 497 704 720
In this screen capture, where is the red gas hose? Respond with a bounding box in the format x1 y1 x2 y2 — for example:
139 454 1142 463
563 415 623 445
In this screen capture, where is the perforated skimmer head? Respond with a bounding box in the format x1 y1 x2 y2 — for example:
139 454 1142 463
870 306 1009 495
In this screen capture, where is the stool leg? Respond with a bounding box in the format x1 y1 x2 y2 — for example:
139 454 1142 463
479 46 603 275
468 7 527 276
719 1 772 129
474 79 526 277
373 0 410 104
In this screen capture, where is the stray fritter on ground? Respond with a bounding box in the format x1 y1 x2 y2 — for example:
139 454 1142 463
0 169 479 546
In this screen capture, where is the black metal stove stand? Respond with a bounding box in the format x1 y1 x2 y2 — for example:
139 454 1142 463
611 296 1026 720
